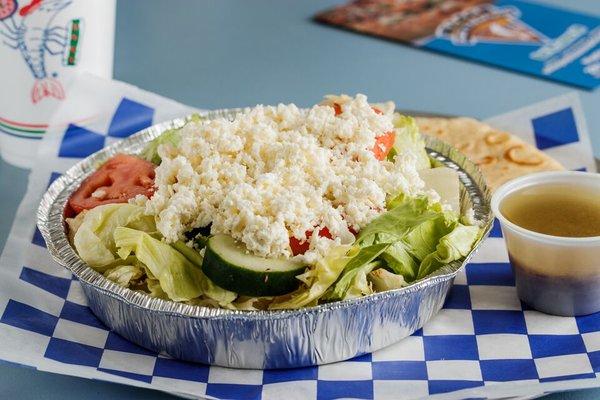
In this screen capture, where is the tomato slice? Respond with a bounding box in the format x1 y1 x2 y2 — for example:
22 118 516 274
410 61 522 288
370 106 395 160
290 227 333 256
373 131 396 161
332 102 343 116
68 154 155 214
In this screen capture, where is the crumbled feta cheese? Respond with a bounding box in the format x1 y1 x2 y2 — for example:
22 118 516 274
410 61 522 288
143 94 426 261
91 189 107 199
130 194 149 207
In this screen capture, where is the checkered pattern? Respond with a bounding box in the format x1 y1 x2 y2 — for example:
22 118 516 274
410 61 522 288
58 98 155 158
0 81 598 400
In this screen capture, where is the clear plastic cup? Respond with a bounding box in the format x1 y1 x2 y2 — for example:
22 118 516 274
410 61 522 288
0 0 116 168
491 171 600 316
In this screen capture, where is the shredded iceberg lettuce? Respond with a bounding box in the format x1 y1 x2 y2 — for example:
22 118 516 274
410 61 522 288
323 244 389 301
391 114 430 170
379 241 418 281
73 204 156 270
72 195 479 309
270 245 355 310
114 227 205 301
417 224 481 279
368 268 407 291
146 278 168 299
172 241 237 307
104 264 144 287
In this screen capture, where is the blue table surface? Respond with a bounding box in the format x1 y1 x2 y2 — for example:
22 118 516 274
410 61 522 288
0 0 599 398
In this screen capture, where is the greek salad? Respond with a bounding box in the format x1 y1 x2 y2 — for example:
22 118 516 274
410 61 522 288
65 94 481 310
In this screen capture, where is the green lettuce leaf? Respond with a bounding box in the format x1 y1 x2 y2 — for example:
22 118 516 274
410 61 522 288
114 227 204 301
140 127 181 165
379 241 418 280
341 243 390 272
357 196 437 245
342 261 380 299
269 245 354 310
402 215 455 261
104 264 144 287
230 297 265 311
171 241 237 307
355 195 478 284
323 243 389 301
368 268 407 292
73 204 156 270
392 114 430 170
171 241 203 266
417 224 481 279
437 224 481 263
200 277 238 307
65 210 87 244
146 278 168 299
329 261 380 300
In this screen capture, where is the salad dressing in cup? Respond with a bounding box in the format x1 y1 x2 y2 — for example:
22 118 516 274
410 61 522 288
492 172 600 316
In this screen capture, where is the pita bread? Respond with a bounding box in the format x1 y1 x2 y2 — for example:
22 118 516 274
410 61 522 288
416 117 563 192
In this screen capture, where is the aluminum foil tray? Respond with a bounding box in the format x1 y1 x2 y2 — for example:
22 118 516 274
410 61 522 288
37 109 494 369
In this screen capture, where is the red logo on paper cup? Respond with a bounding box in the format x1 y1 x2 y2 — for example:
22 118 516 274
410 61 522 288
0 0 18 20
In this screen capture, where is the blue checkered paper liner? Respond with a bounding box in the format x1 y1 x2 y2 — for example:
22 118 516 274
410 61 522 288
0 81 598 399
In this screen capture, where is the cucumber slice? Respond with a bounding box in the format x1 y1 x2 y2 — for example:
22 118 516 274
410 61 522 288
202 234 307 296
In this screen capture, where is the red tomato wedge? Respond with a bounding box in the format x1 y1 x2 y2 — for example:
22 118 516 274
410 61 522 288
333 102 343 116
68 154 156 214
370 107 395 160
290 227 333 256
373 131 396 161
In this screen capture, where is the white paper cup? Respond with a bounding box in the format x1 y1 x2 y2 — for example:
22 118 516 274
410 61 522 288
492 171 600 316
0 0 116 168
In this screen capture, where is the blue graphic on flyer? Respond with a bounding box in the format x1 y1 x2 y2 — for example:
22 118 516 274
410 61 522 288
420 0 600 89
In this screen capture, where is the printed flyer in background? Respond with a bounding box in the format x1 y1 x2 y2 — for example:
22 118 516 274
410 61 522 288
316 0 600 90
